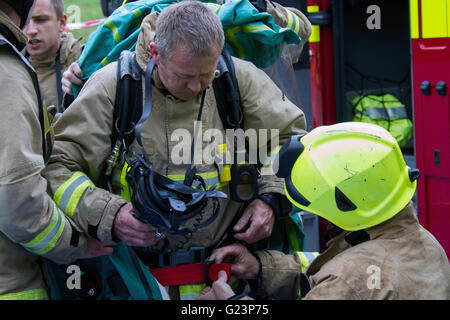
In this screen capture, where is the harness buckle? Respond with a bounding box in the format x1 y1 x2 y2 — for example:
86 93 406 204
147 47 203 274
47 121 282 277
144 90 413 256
159 247 206 267
204 260 214 287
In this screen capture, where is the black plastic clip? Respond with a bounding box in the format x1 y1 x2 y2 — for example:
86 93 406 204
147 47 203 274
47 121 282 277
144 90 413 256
204 260 214 287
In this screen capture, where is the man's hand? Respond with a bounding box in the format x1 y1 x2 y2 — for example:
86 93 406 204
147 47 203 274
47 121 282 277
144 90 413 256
62 62 83 95
233 198 275 243
209 243 261 279
112 203 161 247
197 270 235 300
80 237 113 259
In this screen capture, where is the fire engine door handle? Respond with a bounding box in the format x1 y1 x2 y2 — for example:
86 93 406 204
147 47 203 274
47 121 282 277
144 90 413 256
420 81 431 96
307 10 331 25
435 81 447 97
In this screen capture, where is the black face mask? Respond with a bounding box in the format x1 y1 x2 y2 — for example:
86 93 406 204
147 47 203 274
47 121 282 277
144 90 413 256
2 0 34 29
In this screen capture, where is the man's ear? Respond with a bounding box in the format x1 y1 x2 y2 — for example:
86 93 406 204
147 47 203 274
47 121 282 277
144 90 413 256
149 42 159 63
59 13 67 33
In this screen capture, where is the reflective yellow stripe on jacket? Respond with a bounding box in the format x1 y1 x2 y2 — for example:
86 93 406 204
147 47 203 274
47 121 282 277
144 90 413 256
295 251 319 272
53 172 95 218
294 251 318 299
179 284 206 300
20 203 65 255
0 288 48 300
261 145 282 176
178 276 243 300
284 7 301 34
113 162 229 202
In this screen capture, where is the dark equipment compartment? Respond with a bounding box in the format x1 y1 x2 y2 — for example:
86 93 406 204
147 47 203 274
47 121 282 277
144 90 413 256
331 0 414 153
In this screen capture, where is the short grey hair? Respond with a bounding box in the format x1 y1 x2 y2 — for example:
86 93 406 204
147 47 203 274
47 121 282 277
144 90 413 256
155 0 225 61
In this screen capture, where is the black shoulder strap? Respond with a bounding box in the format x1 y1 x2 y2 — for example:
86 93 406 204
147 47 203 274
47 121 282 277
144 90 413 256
0 23 25 51
344 230 370 247
54 51 64 113
112 49 240 152
101 51 143 189
0 37 52 163
111 50 143 150
213 49 243 130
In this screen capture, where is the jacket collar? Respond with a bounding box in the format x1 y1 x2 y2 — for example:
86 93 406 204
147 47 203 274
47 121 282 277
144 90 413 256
306 201 417 275
0 10 27 50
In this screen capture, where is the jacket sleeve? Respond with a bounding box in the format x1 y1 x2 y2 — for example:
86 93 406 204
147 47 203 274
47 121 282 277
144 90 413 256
254 250 303 299
41 62 127 245
0 50 87 264
233 57 307 207
266 0 312 63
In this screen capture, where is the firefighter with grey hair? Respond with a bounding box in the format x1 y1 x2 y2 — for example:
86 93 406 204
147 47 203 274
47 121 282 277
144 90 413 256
42 0 309 299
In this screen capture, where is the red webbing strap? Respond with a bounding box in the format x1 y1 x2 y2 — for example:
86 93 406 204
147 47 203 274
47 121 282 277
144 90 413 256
150 263 231 287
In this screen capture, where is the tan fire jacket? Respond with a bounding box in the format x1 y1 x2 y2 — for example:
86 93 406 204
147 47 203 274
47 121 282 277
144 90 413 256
255 202 450 299
266 0 311 63
0 11 87 300
27 32 82 111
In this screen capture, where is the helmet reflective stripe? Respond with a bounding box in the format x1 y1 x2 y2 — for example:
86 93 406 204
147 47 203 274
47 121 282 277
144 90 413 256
53 172 95 218
0 288 48 300
281 122 417 231
20 203 65 255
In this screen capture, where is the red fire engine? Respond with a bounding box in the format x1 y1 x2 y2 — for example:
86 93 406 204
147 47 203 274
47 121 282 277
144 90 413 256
303 0 449 256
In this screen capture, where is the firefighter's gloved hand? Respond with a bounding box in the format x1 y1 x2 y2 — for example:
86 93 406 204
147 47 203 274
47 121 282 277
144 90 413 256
112 202 161 247
208 243 261 280
197 271 235 300
233 198 275 243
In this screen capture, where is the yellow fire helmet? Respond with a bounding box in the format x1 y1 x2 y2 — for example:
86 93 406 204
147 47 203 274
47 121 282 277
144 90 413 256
276 122 420 231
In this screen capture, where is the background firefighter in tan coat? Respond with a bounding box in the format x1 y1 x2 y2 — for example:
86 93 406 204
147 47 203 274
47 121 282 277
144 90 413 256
199 122 450 300
0 0 112 300
24 0 82 112
42 1 308 299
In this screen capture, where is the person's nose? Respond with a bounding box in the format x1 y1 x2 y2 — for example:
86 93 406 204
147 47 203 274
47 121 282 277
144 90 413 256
186 77 202 93
24 20 37 37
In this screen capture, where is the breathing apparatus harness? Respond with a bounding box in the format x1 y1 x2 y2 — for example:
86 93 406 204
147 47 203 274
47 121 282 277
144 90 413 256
104 49 262 238
124 58 228 244
100 50 269 279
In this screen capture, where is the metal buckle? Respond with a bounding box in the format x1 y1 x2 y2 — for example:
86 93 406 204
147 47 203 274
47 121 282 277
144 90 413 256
159 247 206 267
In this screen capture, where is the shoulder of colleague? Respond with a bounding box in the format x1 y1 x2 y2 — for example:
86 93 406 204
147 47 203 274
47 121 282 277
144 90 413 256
59 31 82 68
